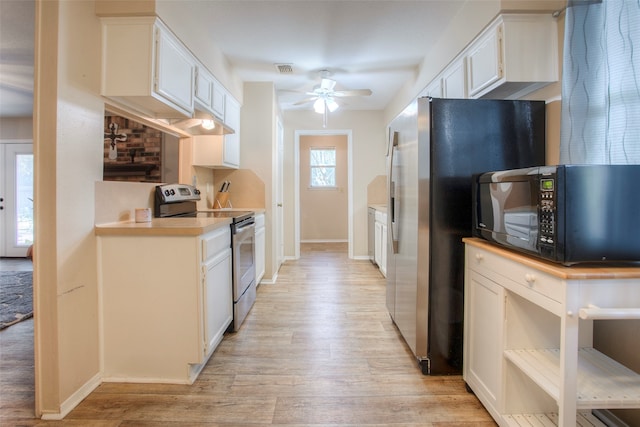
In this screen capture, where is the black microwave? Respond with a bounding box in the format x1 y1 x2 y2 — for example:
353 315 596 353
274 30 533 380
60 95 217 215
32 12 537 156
473 165 640 265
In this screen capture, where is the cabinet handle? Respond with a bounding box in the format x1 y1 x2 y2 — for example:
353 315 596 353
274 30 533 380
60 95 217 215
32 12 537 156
475 253 484 261
525 273 536 283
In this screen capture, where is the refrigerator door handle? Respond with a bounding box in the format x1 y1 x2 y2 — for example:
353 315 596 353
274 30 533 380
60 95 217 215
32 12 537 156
388 131 399 254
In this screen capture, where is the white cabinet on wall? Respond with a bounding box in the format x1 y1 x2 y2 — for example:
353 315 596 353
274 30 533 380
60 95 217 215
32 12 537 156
191 93 241 169
195 63 225 121
442 57 467 99
194 64 215 114
466 14 558 99
423 78 443 98
223 95 241 168
101 17 195 118
255 213 266 284
463 238 640 427
212 83 226 120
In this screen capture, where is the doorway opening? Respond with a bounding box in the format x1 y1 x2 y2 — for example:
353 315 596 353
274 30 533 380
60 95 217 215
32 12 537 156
294 130 353 259
1 142 34 258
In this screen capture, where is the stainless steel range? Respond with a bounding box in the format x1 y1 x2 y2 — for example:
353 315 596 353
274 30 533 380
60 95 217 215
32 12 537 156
155 183 256 331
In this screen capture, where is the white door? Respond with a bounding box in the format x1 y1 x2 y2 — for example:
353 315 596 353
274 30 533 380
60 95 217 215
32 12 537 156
1 142 34 257
276 119 284 268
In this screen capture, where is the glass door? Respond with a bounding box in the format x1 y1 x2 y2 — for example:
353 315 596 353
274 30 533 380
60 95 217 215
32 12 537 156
1 143 34 257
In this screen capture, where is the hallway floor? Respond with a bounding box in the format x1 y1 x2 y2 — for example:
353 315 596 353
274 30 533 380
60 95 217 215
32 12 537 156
0 243 495 426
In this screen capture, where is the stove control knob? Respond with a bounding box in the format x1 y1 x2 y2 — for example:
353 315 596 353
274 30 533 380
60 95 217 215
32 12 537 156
194 189 201 195
170 189 175 195
164 190 171 196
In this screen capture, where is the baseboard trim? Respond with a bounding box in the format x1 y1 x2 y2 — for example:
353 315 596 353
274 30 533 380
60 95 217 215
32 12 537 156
40 372 101 420
258 270 280 285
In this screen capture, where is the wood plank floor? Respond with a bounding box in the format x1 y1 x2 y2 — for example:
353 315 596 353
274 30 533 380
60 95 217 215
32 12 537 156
0 243 496 426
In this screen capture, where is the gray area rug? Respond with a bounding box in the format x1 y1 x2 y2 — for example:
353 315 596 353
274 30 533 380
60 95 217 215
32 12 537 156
0 271 33 330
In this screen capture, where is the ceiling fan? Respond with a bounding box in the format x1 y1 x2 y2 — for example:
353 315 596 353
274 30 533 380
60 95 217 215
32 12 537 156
293 71 372 127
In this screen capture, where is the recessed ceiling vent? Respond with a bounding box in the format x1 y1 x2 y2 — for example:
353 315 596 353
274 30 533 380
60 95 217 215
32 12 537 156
275 63 294 74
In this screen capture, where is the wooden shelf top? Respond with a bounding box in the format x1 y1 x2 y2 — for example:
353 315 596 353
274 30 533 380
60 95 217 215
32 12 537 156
463 237 640 280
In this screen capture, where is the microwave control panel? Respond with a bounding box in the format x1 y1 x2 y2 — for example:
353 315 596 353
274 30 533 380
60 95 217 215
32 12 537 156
538 177 556 248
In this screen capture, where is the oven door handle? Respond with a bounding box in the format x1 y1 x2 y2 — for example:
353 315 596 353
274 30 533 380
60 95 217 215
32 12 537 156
234 222 255 235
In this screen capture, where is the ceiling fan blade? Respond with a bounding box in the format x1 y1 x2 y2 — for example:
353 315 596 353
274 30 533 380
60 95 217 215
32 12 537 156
320 78 336 91
293 96 317 106
333 89 372 97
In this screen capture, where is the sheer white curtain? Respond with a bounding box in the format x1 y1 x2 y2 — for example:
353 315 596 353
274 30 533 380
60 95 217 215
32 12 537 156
560 0 640 164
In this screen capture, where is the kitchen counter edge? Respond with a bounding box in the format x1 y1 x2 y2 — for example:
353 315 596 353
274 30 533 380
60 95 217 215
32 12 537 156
95 217 233 237
463 237 640 280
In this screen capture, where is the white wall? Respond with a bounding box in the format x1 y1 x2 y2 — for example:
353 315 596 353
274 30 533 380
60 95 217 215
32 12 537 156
283 109 386 258
240 82 279 280
34 0 103 416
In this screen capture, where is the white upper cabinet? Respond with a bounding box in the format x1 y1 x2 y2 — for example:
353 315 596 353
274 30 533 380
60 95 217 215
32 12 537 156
195 63 226 121
466 14 558 99
194 64 214 112
101 17 195 118
442 57 467 99
212 83 226 120
423 78 443 98
223 95 241 168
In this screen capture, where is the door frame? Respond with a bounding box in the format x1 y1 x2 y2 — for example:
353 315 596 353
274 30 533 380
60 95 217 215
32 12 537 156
294 129 353 259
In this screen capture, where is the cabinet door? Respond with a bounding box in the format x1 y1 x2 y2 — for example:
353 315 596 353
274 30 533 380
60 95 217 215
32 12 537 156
442 58 467 99
466 22 502 98
424 78 443 98
255 225 266 284
223 96 241 168
195 65 214 110
212 82 225 120
155 25 195 113
203 248 232 356
374 221 382 266
464 268 504 414
380 224 387 277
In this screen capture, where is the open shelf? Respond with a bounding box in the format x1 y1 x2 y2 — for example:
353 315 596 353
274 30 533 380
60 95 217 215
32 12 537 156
504 347 640 409
504 411 606 426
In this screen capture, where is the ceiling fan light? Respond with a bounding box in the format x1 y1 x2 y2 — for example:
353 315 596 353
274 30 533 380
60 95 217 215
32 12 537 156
326 98 339 112
313 98 325 114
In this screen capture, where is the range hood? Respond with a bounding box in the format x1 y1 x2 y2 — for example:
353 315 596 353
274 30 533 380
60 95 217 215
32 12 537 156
170 109 235 136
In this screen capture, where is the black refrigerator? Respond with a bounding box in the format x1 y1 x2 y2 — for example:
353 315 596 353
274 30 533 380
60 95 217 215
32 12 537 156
386 97 545 375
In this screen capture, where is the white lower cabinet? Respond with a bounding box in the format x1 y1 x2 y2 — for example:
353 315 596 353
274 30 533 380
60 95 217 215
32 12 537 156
99 226 232 384
254 213 266 284
374 210 387 277
464 269 504 418
201 227 233 358
463 239 640 427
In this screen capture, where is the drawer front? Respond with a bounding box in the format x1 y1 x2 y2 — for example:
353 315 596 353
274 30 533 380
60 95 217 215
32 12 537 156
202 226 231 262
466 244 564 306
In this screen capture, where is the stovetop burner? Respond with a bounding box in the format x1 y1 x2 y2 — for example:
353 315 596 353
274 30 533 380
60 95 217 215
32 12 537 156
154 184 254 223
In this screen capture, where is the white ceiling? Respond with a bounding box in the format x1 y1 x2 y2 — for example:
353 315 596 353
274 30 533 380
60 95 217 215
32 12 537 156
0 0 469 118
0 0 34 118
